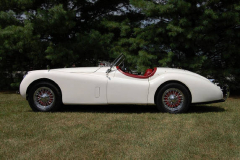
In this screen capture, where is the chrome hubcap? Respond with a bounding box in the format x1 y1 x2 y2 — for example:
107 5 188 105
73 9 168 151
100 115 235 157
33 87 55 110
162 88 184 110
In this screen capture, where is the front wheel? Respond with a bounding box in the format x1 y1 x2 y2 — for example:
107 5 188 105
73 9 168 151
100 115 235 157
156 83 191 113
28 82 62 112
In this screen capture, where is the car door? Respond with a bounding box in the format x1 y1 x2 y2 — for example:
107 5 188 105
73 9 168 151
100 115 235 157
107 68 149 104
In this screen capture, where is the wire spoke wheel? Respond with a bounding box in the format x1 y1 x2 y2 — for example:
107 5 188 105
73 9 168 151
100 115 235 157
28 82 62 112
33 87 55 111
156 83 190 113
162 88 184 111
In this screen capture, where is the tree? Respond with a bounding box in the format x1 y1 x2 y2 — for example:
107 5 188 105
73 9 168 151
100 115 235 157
0 0 134 89
105 0 240 91
1 0 240 93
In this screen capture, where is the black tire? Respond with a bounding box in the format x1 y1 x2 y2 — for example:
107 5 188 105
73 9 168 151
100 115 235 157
156 83 191 113
28 82 62 112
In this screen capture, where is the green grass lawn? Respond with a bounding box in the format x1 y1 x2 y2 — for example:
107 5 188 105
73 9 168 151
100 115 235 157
0 92 240 159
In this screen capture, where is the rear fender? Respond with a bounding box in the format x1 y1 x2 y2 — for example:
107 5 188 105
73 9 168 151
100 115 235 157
148 73 223 104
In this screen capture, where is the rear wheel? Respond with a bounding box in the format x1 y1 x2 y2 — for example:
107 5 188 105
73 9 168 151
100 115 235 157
156 83 191 113
28 82 62 112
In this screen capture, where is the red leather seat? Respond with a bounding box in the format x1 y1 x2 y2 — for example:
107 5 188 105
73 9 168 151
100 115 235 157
116 66 157 79
144 69 153 76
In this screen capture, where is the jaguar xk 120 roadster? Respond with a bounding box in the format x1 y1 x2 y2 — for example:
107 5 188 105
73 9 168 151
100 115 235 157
20 54 229 113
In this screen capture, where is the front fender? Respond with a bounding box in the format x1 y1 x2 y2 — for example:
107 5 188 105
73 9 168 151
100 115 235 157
19 70 52 99
148 73 223 104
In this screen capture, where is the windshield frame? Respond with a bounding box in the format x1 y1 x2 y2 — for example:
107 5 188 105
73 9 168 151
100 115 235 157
106 53 125 73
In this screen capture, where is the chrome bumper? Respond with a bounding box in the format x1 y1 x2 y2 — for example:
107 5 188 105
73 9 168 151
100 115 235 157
221 85 230 101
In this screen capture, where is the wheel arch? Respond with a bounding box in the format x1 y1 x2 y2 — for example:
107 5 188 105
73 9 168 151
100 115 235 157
154 80 192 105
26 78 62 101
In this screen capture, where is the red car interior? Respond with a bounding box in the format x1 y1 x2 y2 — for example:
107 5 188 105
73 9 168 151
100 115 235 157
144 69 153 76
116 66 157 79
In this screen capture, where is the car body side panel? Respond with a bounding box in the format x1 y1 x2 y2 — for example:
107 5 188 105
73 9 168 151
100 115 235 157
55 71 108 105
20 68 108 104
148 72 223 104
107 68 149 104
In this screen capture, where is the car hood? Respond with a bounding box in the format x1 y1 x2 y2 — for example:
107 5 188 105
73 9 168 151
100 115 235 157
51 67 101 73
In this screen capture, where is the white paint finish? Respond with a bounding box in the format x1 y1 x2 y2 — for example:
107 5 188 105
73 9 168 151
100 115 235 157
52 67 101 73
20 70 49 99
148 68 223 104
20 66 224 106
151 67 209 82
95 87 100 98
52 71 108 104
20 68 108 104
107 68 149 104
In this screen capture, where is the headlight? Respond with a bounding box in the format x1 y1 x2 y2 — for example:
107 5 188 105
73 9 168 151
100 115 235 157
23 72 28 79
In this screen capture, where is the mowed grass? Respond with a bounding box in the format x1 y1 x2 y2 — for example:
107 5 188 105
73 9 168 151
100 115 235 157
0 92 240 160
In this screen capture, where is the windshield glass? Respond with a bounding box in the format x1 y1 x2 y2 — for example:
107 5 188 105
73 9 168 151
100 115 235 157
110 54 125 68
106 53 125 73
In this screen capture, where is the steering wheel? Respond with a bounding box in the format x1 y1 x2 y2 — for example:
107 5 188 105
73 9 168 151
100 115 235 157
125 67 133 74
121 62 132 74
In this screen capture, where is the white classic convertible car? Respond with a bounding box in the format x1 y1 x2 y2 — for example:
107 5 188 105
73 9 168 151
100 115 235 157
20 54 229 113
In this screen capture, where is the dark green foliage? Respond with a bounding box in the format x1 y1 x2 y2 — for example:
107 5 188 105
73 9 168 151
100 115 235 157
120 0 240 92
0 0 240 93
0 0 130 89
